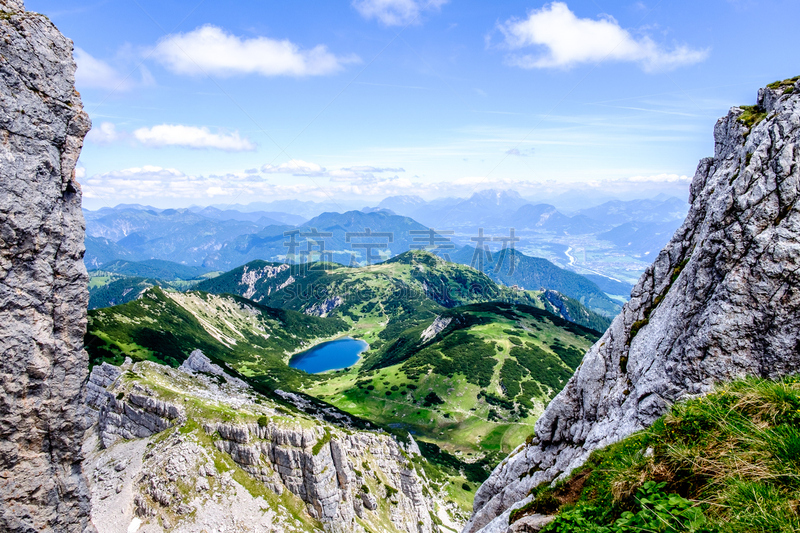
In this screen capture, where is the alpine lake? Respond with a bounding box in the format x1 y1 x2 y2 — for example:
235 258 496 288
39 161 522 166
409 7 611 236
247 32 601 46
288 337 369 374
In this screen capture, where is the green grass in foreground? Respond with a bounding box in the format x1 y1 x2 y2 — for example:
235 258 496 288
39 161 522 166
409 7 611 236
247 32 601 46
511 376 800 533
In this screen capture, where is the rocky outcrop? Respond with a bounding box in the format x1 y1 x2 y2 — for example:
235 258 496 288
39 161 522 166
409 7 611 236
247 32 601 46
90 384 185 448
420 315 452 343
304 295 344 317
86 359 446 533
85 362 122 409
240 262 291 299
0 1 92 531
207 419 434 533
465 80 800 533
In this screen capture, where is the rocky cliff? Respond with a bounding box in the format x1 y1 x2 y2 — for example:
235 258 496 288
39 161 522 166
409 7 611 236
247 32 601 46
0 0 92 531
85 353 451 533
464 78 800 533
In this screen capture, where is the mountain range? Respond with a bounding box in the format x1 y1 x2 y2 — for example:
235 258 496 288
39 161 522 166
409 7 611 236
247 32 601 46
84 191 688 274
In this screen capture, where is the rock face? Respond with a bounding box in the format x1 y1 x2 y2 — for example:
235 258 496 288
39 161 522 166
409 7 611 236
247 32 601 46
0 1 92 531
464 80 800 533
86 359 446 533
209 421 433 533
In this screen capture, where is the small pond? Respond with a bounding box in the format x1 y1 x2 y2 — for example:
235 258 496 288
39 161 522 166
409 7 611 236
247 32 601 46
288 337 368 374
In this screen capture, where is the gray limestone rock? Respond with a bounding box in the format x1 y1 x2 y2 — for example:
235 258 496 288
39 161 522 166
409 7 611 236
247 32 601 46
0 0 93 531
85 360 447 533
98 388 185 448
465 80 800 533
209 420 434 533
85 363 122 409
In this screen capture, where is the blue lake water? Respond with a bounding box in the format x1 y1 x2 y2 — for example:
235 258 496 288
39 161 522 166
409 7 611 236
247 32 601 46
288 337 368 374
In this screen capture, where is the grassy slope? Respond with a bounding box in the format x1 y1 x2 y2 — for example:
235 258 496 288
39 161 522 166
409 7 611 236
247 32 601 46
85 286 348 389
88 271 213 309
304 302 600 461
512 377 800 533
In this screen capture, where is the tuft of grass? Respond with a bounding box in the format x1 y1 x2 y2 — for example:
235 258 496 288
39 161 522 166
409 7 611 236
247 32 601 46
524 376 800 533
767 75 800 94
312 428 332 455
737 105 769 135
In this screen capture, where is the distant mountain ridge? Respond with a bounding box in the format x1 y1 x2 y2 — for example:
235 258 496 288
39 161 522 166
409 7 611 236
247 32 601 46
450 246 621 317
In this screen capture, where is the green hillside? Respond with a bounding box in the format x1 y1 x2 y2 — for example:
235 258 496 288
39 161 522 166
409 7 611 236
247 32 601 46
88 275 160 309
304 302 600 458
512 377 800 533
196 250 612 339
85 286 347 389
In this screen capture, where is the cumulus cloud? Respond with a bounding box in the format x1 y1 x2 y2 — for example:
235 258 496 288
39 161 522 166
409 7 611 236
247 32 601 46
86 122 122 145
151 25 359 77
352 0 448 26
133 124 255 151
74 48 134 90
497 2 709 71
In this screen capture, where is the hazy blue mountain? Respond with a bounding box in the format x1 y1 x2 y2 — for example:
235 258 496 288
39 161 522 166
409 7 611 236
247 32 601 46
188 205 306 226
450 246 622 317
598 220 683 257
85 206 259 242
377 195 426 213
199 210 429 270
216 199 361 219
582 274 634 297
506 204 608 234
84 206 264 267
84 236 138 269
428 189 530 228
577 196 688 225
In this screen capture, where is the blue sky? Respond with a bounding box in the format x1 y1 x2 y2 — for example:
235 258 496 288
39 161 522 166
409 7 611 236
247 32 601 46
28 0 800 209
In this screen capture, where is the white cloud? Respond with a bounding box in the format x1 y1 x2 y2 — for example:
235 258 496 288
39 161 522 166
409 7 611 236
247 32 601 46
133 124 255 151
353 0 448 26
81 163 691 206
151 25 358 77
86 122 121 144
74 48 133 90
261 160 325 175
498 2 709 71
